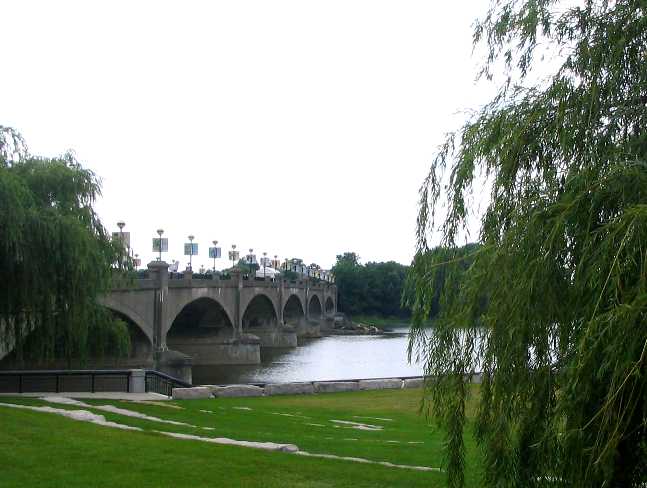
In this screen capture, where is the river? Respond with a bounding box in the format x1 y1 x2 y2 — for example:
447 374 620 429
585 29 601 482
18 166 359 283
192 326 424 385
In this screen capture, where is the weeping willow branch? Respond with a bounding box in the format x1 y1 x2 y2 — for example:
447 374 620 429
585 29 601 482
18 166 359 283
0 127 130 365
409 1 647 487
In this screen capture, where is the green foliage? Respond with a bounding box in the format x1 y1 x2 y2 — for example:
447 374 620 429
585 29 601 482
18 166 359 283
282 270 299 281
409 1 647 487
333 252 410 319
0 126 129 365
236 259 259 275
403 243 481 323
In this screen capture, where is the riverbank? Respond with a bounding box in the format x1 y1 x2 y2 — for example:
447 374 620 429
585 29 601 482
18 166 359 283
348 315 410 328
0 388 482 487
350 316 436 329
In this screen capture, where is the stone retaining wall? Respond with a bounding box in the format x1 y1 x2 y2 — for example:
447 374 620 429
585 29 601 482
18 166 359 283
358 379 403 390
313 381 358 393
172 375 481 399
265 382 315 396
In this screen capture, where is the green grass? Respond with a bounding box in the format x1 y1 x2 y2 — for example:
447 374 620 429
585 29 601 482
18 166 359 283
0 389 482 487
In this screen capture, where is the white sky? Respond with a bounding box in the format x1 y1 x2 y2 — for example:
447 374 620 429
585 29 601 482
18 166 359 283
2 0 496 270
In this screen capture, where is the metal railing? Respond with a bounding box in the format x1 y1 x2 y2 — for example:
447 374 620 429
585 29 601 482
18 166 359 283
0 369 132 394
0 369 192 396
145 370 192 396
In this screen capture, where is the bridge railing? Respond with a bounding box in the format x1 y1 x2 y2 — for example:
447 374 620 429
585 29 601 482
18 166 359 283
168 272 234 281
110 274 335 292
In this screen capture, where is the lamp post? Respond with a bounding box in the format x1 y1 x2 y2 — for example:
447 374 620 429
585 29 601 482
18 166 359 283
117 221 126 265
117 221 125 240
231 244 237 269
156 229 164 261
212 240 218 273
263 252 267 278
248 248 253 276
188 235 195 271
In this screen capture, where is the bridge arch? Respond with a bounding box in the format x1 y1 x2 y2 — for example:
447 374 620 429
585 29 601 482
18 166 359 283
165 289 237 339
99 296 153 344
325 297 335 315
108 309 154 362
309 294 322 319
167 297 234 343
242 294 278 330
283 294 305 326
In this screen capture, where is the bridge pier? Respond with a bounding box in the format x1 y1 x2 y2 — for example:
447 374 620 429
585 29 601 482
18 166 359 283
165 336 260 366
293 319 321 339
250 327 298 348
147 260 170 354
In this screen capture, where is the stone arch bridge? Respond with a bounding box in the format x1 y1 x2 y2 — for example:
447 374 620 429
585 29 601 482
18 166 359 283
100 262 337 371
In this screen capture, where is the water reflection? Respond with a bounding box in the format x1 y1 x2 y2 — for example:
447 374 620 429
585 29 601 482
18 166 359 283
192 327 424 385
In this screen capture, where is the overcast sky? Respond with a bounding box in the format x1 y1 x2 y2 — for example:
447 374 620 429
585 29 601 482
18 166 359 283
2 0 495 270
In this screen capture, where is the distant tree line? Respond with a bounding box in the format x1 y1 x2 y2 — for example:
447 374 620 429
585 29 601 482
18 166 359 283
332 253 410 318
332 246 479 321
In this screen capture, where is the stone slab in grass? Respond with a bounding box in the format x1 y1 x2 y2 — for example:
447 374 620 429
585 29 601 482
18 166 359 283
402 378 425 389
265 382 315 396
172 387 213 400
313 381 359 393
358 379 403 390
209 385 265 397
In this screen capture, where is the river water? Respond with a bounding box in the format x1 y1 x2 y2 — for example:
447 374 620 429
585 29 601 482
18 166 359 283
192 327 425 385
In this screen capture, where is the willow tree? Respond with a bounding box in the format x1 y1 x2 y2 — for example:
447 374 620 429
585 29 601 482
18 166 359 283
0 126 129 365
408 1 647 487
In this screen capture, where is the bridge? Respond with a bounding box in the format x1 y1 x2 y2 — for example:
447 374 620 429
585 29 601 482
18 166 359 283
100 261 337 380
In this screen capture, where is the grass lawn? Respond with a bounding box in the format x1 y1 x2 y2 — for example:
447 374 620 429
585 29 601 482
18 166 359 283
0 388 482 487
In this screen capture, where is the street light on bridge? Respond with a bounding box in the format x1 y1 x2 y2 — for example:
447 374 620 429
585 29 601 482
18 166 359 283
117 221 126 266
187 235 196 271
154 229 166 261
229 244 239 269
210 240 220 273
114 220 131 265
